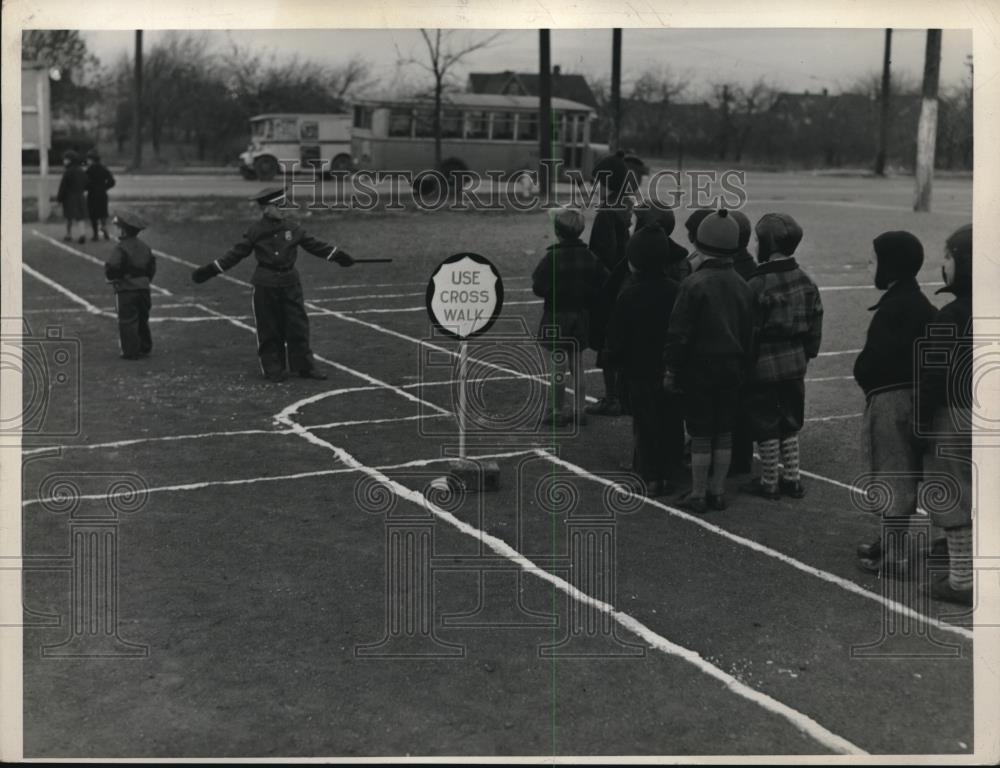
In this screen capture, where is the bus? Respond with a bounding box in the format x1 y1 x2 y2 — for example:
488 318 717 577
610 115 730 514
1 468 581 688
349 93 596 182
239 113 353 181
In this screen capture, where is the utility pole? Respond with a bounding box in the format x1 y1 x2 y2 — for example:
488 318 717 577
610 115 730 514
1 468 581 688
913 29 942 212
132 30 143 170
610 28 622 151
539 29 552 196
874 28 892 176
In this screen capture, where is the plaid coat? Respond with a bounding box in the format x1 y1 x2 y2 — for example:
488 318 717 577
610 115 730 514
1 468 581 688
746 257 823 382
531 239 608 315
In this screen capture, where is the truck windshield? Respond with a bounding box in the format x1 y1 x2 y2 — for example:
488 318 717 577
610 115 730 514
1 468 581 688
252 120 271 139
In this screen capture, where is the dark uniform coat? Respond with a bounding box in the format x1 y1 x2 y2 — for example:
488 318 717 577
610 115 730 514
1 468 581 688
213 214 340 376
57 165 88 221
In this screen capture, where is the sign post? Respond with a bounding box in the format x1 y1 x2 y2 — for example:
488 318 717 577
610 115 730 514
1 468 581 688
426 253 504 489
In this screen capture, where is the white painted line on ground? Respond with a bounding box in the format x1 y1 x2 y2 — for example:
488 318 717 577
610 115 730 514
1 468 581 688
22 428 293 457
272 391 866 756
305 412 453 430
805 376 856 383
819 282 944 292
538 449 971 643
311 276 532 292
21 264 114 318
340 299 542 315
750 198 970 217
310 286 537 303
21 449 537 509
817 349 861 357
32 230 174 296
805 413 863 423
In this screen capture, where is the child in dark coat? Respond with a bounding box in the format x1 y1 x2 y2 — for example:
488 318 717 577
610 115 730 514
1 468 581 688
105 210 156 359
85 148 116 241
741 213 823 500
854 231 937 578
56 150 88 244
917 223 973 605
727 209 757 476
663 210 757 514
532 207 608 427
606 226 682 496
586 150 635 417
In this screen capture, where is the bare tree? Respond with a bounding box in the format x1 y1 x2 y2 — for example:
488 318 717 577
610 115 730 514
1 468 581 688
399 29 502 169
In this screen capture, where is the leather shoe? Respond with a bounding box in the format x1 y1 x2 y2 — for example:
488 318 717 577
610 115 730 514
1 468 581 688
740 478 780 501
300 369 328 380
707 492 728 511
857 553 916 580
928 575 972 606
779 479 806 498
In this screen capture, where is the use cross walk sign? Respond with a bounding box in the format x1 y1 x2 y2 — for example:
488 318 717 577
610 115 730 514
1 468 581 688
426 253 504 340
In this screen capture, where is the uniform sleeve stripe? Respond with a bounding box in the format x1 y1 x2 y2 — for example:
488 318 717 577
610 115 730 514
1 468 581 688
212 260 224 272
326 246 338 261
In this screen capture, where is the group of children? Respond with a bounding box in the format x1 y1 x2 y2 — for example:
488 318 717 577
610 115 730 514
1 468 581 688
532 150 974 606
56 149 116 244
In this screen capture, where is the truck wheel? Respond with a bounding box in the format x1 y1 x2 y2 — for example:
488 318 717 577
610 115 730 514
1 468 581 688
441 157 468 187
329 154 353 173
253 155 280 181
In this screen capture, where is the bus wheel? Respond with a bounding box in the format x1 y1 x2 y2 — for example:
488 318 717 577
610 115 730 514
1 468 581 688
253 155 280 181
329 154 353 173
441 158 468 187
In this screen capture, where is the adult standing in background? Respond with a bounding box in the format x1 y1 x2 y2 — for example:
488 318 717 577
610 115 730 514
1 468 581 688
56 150 88 244
86 148 117 242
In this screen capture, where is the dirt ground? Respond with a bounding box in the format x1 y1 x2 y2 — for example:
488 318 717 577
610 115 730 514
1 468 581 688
17 173 977 757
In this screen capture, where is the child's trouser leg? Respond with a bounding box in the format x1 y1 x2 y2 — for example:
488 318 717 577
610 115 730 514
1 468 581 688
252 286 288 376
571 347 585 415
283 284 317 374
116 292 142 358
137 290 152 354
708 432 732 496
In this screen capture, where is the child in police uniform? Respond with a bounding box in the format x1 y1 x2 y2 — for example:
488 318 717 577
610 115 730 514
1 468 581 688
105 210 156 359
191 187 355 382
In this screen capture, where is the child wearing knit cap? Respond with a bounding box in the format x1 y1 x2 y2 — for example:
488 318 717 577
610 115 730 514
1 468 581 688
854 231 937 579
663 210 757 514
917 223 973 605
533 207 609 427
606 226 683 496
741 213 823 500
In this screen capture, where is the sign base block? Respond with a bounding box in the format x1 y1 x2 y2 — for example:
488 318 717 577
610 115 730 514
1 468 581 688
446 459 501 493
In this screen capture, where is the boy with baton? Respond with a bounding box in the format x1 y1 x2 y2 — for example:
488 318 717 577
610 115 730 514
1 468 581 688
191 186 389 382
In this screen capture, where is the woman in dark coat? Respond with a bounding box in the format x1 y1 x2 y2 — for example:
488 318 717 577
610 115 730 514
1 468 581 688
85 148 116 241
56 150 88 244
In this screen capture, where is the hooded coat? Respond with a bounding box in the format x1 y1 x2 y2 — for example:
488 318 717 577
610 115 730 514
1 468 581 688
853 232 937 398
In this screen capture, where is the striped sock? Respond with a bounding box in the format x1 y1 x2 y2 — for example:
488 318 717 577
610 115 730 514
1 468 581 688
946 526 974 591
690 436 712 499
780 435 801 482
709 432 733 495
758 439 780 488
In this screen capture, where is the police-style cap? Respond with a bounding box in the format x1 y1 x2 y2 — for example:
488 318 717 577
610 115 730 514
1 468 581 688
113 210 148 231
250 187 287 205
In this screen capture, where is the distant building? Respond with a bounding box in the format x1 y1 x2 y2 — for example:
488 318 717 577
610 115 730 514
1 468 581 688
467 67 599 111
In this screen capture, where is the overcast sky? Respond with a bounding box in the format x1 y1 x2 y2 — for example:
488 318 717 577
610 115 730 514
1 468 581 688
79 28 972 97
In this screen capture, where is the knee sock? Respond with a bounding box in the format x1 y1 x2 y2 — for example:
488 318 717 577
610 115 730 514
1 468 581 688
708 432 732 496
779 435 800 482
690 436 712 499
946 526 973 591
758 439 780 487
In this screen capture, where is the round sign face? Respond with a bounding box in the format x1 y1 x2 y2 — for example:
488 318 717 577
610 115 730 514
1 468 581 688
426 252 504 339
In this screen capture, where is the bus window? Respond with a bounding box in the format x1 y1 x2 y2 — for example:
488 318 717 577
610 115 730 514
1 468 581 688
413 110 434 138
388 108 413 137
465 111 489 140
441 110 463 138
516 114 538 141
353 106 373 129
300 121 319 140
492 112 515 140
